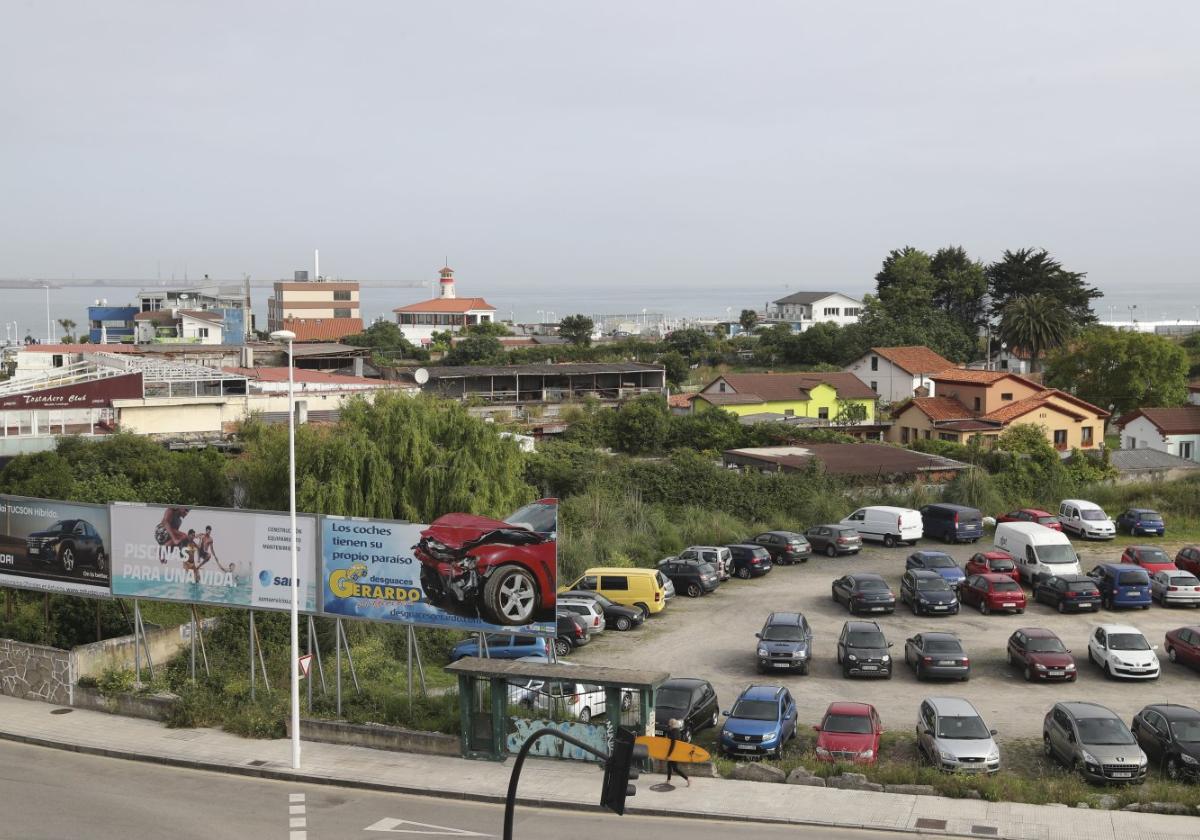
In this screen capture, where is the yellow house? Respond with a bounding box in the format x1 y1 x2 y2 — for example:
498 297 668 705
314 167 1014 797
690 372 877 422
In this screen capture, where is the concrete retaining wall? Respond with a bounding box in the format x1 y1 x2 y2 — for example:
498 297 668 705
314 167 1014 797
71 685 176 721
71 622 195 680
0 638 72 705
289 717 459 757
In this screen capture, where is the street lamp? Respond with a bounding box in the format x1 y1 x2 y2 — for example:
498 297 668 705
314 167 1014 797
269 328 301 770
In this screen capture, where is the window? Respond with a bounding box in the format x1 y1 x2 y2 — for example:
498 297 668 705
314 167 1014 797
52 354 64 368
923 429 931 439
972 397 981 411
334 308 352 318
599 575 628 591
1000 393 1013 401
1053 430 1068 449
197 327 209 338
823 307 840 316
869 381 878 392
844 307 861 317
870 356 879 371
901 427 910 444
333 290 352 301
1126 437 1137 449
999 359 1009 370
1181 441 1194 460
783 409 794 417
939 432 957 442
718 382 727 392
1081 426 1094 447
818 407 829 420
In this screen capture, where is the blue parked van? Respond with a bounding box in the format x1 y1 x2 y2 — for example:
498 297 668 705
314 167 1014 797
920 504 984 544
1087 563 1152 610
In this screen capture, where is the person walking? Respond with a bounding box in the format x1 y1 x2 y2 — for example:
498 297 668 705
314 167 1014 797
665 718 690 787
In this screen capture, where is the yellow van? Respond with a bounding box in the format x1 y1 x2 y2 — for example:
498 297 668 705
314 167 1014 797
560 567 669 618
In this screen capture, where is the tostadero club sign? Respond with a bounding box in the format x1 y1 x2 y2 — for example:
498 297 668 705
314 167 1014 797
0 372 144 410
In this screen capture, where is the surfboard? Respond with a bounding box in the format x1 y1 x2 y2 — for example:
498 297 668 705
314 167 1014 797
635 735 711 763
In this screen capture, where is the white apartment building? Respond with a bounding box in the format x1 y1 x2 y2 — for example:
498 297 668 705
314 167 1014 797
766 292 863 332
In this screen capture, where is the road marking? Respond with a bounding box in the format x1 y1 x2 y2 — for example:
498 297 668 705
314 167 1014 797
290 793 306 803
364 817 491 836
289 792 307 837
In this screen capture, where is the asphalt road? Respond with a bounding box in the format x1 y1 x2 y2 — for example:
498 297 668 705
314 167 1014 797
0 740 904 840
572 535 1200 743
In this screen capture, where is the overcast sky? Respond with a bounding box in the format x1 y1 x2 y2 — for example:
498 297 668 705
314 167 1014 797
3 1 1198 305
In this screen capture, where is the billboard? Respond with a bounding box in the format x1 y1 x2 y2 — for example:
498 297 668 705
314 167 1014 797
321 499 557 634
0 495 112 597
110 503 318 611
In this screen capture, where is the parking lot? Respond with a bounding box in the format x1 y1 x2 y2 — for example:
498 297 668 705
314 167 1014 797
571 536 1199 744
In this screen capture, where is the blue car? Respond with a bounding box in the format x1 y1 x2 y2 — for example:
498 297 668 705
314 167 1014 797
1115 508 1166 537
718 684 798 759
905 551 966 589
449 633 549 662
1087 563 1152 610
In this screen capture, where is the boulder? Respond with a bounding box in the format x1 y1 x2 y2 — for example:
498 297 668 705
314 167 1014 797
826 773 884 792
964 790 983 800
786 767 827 787
1076 803 1089 809
1134 802 1192 816
884 784 939 796
1094 795 1119 810
730 762 786 783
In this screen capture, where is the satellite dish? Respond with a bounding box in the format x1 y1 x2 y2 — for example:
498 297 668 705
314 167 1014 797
414 368 429 385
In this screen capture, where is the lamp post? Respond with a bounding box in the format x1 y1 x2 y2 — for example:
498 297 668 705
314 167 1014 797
269 328 301 770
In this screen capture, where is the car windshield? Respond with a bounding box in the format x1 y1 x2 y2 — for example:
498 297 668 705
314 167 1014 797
505 501 557 535
1067 580 1098 593
590 593 615 608
857 579 889 591
698 562 717 576
847 631 886 648
731 699 778 721
656 687 692 709
1140 513 1164 522
762 626 805 642
49 521 71 532
923 639 962 653
1118 571 1149 586
1037 516 1058 525
993 580 1022 592
1171 720 1200 742
1081 509 1108 521
989 559 1015 572
1077 717 1136 746
1171 574 1200 586
1026 637 1066 653
936 715 991 739
916 578 951 592
922 555 955 569
1138 549 1171 563
788 538 807 547
1108 633 1150 651
823 713 873 734
1037 544 1079 565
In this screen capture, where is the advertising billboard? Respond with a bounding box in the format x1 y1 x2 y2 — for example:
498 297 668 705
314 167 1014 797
110 503 318 611
0 495 112 597
321 499 557 634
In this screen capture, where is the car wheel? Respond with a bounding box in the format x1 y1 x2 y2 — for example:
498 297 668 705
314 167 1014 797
578 707 592 723
1103 662 1113 680
883 534 897 548
836 648 843 664
737 567 750 579
634 603 650 620
1167 756 1183 781
1168 646 1178 662
615 616 632 632
826 544 838 558
842 665 851 678
979 601 989 616
1141 604 1149 610
911 601 919 616
1057 600 1067 614
686 583 702 598
621 694 632 711
482 565 539 626
1043 735 1054 759
712 711 719 728
555 638 571 657
800 662 809 676
1024 665 1033 682
1102 595 1111 610
1016 608 1024 614
94 549 107 572
59 545 76 573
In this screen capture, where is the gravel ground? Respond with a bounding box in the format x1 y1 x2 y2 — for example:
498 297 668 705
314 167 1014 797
571 536 1200 743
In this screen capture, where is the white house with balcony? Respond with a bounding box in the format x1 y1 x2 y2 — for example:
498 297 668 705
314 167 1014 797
766 292 863 332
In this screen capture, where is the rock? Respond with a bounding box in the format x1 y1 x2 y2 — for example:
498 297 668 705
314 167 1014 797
885 784 939 796
826 773 884 792
1121 804 1141 812
730 762 786 783
786 767 827 787
1136 802 1192 816
1076 803 1089 809
964 790 983 800
1095 795 1119 810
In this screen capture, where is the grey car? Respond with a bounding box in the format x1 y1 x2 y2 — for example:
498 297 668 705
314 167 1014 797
904 632 971 681
755 611 813 674
916 696 1000 773
1043 701 1147 784
806 524 863 557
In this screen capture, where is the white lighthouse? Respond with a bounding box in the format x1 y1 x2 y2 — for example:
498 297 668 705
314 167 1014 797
439 265 456 299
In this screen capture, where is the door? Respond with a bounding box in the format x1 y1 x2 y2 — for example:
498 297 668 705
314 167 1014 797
1048 708 1072 759
1089 628 1106 664
1138 710 1167 762
916 702 936 758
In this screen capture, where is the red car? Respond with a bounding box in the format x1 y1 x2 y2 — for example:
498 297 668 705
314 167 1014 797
996 508 1063 531
960 573 1026 615
965 551 1020 583
1164 626 1200 671
1006 627 1077 682
1175 546 1200 577
414 499 558 627
1121 545 1178 576
813 702 882 764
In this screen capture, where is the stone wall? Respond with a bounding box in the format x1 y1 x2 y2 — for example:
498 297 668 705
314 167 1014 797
0 638 72 705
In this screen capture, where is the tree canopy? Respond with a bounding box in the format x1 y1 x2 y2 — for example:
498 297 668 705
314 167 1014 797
987 248 1100 324
441 334 504 366
997 294 1073 373
557 314 595 346
1045 327 1190 418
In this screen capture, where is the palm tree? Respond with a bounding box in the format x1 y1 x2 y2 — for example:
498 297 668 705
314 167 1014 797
57 318 77 342
997 294 1072 373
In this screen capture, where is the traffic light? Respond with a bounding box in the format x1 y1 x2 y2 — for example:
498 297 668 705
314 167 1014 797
600 727 648 816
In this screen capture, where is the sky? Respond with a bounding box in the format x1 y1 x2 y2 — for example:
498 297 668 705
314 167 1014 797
2 1 1198 310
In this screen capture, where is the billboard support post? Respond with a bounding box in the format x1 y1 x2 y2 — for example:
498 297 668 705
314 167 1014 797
190 608 196 682
335 618 342 716
306 617 313 712
341 619 359 693
249 611 256 701
193 606 209 676
254 618 270 693
134 600 142 687
307 615 328 695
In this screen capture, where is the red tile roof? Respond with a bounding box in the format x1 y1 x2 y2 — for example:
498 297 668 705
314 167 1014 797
667 392 696 408
714 371 877 402
895 396 972 422
280 317 365 342
870 346 956 376
392 297 496 313
1116 406 1200 435
984 393 1086 423
931 368 1044 391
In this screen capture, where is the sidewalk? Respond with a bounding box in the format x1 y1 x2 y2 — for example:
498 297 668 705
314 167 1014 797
0 694 1195 840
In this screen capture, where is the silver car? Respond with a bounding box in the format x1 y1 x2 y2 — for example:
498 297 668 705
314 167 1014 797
1150 570 1200 607
1043 701 1147 784
916 697 1000 773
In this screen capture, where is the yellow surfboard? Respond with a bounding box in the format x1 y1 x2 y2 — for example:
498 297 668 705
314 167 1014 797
636 735 711 764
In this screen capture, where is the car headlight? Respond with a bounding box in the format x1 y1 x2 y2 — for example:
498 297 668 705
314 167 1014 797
859 749 874 759
986 747 1000 762
1066 663 1076 670
1182 753 1198 765
757 647 769 657
1035 663 1047 671
1080 750 1098 766
761 732 778 744
918 597 930 604
939 749 957 763
847 654 858 662
1137 753 1148 766
1112 658 1125 666
795 648 808 659
815 747 831 757
881 655 891 663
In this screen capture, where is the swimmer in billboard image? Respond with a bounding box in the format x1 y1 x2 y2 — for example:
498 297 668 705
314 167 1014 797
413 498 557 627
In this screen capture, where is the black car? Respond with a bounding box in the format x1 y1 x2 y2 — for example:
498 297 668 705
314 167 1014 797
656 558 720 598
903 632 971 681
836 620 893 678
806 525 863 557
832 573 896 615
26 519 107 573
554 611 590 656
750 531 811 565
1032 574 1102 613
1131 704 1200 781
558 590 644 631
727 544 773 579
654 677 720 739
899 569 960 616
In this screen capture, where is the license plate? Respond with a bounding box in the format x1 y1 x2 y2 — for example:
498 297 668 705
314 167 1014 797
861 665 877 671
938 660 958 666
1111 772 1131 779
773 663 790 669
1048 670 1065 676
1002 603 1016 608
737 744 756 750
1125 591 1137 596
869 606 885 612
931 605 947 610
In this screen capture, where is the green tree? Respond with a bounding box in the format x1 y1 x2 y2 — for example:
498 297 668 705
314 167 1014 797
930 246 988 335
663 328 714 362
997 294 1073 373
557 315 595 347
611 394 670 455
57 318 77 341
875 247 936 312
987 248 1100 324
738 309 758 332
463 320 511 337
442 334 503 366
658 350 689 388
832 401 868 425
1044 327 1189 417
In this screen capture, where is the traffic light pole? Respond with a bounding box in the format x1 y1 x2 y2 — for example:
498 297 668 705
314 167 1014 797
503 728 611 840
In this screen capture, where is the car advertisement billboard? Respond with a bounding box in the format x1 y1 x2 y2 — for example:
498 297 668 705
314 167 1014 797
109 503 318 611
0 495 112 597
321 499 557 634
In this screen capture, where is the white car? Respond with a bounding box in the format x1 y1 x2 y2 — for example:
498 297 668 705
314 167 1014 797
1058 499 1116 540
1150 570 1200 607
1087 624 1160 680
509 679 631 723
556 598 607 633
678 546 733 581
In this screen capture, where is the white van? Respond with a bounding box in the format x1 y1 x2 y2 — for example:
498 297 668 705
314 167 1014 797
994 522 1083 585
1057 500 1116 540
840 506 923 547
